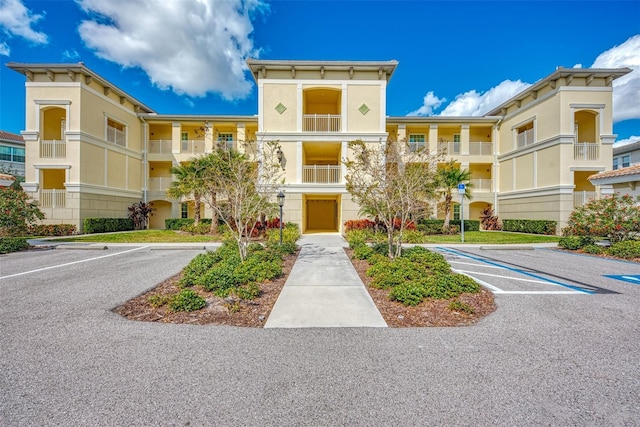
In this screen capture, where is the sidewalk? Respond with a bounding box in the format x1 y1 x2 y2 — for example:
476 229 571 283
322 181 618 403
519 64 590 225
264 234 387 328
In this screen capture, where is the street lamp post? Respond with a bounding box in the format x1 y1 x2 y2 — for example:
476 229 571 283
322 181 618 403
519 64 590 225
277 191 285 245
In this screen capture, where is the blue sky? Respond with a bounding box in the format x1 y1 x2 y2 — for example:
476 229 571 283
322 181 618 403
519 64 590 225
1 0 639 144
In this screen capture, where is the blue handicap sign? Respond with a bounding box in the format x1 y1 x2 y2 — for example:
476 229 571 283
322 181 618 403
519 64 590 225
604 274 640 285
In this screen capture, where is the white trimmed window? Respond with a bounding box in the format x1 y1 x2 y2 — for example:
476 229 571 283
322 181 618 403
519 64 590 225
106 118 126 146
218 132 234 150
181 132 189 151
408 134 425 152
515 121 535 149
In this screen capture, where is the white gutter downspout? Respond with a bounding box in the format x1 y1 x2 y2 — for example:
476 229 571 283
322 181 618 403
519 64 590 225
139 116 148 204
493 117 504 215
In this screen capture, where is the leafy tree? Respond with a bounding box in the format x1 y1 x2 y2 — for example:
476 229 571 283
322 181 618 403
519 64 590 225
0 180 45 236
562 194 640 243
437 160 472 231
128 201 155 230
344 139 440 259
166 161 205 225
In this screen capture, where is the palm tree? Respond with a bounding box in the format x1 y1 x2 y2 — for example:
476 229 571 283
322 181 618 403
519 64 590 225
437 160 472 231
166 161 204 225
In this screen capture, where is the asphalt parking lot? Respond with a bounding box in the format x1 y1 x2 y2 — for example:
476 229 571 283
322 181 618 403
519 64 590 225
1 245 639 426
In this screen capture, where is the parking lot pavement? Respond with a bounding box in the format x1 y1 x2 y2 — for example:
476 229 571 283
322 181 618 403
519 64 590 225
1 246 639 426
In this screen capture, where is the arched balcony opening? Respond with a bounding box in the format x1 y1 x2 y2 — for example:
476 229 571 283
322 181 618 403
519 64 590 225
40 107 67 158
302 88 341 132
574 110 599 161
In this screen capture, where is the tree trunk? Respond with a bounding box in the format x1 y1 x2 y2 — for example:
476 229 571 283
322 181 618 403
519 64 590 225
443 193 452 231
193 193 201 226
387 226 395 259
209 192 218 234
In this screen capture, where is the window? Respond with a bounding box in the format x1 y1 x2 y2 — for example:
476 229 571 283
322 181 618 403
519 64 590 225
453 203 460 221
106 118 126 146
613 157 619 170
181 132 189 152
622 155 630 168
218 133 234 150
0 146 25 162
181 203 188 219
453 134 461 153
515 121 535 148
408 134 425 152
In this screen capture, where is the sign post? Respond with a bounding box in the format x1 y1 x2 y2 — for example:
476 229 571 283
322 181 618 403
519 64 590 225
458 183 466 243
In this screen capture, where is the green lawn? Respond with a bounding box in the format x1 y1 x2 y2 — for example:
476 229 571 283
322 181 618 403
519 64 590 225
51 230 224 243
418 231 560 244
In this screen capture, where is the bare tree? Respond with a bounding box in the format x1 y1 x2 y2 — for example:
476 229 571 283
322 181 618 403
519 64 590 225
344 139 440 258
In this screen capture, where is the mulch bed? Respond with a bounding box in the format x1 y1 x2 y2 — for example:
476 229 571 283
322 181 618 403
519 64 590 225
113 247 496 328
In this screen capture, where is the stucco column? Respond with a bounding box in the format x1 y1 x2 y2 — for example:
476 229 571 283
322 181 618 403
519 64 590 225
461 124 470 155
397 124 406 143
236 123 246 154
204 122 214 153
296 141 303 183
429 124 438 154
171 122 181 154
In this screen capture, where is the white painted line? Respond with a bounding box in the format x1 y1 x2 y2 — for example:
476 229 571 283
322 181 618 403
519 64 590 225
496 291 585 295
455 269 560 285
448 260 506 270
454 270 504 293
621 275 640 283
0 246 149 281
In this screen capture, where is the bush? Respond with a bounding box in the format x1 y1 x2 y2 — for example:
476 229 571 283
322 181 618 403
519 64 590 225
417 219 479 233
233 282 261 300
344 218 376 231
390 282 428 306
421 273 480 300
28 224 76 236
168 289 206 312
165 218 212 230
265 226 300 254
180 223 212 235
148 294 172 308
448 300 475 314
352 244 374 260
583 244 605 255
502 219 557 235
0 182 44 236
401 229 427 244
559 235 595 250
83 218 135 234
0 237 29 254
608 240 640 259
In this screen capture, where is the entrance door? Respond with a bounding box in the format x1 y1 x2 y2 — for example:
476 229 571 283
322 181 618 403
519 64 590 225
305 197 339 232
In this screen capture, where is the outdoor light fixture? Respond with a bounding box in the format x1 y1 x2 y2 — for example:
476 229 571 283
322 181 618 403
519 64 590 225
277 191 285 245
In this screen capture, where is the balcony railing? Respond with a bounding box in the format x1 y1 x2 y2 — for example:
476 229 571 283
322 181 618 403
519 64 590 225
437 141 461 155
148 139 172 154
516 128 535 148
574 191 597 208
148 176 173 192
107 125 126 146
40 189 66 208
302 165 341 183
469 142 493 156
302 114 341 132
40 140 66 158
181 139 205 154
574 143 599 161
470 179 493 192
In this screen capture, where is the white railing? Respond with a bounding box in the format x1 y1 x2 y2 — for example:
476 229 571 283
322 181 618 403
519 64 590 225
469 142 493 156
574 191 597 208
470 179 493 192
516 128 535 148
107 125 126 146
303 114 341 132
40 140 66 158
574 143 599 161
180 139 205 154
148 140 172 154
148 177 173 192
437 141 461 155
40 189 66 208
302 165 341 183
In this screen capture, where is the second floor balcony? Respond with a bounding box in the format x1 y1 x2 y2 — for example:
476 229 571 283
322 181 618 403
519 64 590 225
40 139 66 158
40 189 66 208
574 143 599 161
303 114 341 132
302 165 341 184
148 176 173 192
470 178 493 192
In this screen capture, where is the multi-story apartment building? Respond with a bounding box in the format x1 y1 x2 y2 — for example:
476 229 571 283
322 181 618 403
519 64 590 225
7 60 630 233
0 130 26 180
612 140 640 170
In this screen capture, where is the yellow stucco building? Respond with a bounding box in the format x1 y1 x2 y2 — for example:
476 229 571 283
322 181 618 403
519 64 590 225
7 60 630 233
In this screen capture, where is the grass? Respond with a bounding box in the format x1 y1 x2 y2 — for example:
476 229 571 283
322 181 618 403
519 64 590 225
419 231 560 244
51 230 223 243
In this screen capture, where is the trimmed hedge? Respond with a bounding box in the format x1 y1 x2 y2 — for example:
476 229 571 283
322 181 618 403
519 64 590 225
0 237 29 254
418 219 480 233
83 218 135 234
28 224 76 237
165 218 212 230
502 219 557 235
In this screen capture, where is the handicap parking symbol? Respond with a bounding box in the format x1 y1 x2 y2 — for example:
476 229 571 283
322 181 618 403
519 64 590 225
604 275 640 285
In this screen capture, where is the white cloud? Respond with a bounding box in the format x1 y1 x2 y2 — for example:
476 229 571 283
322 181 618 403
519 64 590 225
591 34 640 122
613 135 640 148
77 0 267 99
0 40 9 55
407 91 445 116
62 49 80 60
0 0 48 46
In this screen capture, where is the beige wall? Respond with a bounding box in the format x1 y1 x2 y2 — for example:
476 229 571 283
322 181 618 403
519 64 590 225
81 144 105 186
498 193 574 232
346 84 381 133
263 83 297 132
537 146 561 188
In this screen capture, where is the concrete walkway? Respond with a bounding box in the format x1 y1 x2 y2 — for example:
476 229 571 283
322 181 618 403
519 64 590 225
264 234 387 328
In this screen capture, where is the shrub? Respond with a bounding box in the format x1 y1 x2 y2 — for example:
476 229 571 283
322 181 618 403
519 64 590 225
0 237 29 254
421 273 480 300
448 300 475 314
559 235 595 250
583 244 605 255
0 182 45 236
179 251 221 287
502 219 557 235
608 240 640 259
165 218 212 230
233 282 261 300
28 224 76 236
83 218 135 234
180 223 211 235
344 218 376 231
148 294 172 308
480 207 502 231
401 229 427 244
562 194 640 243
418 219 479 233
265 226 300 254
168 289 206 312
390 282 428 306
344 229 378 248
352 244 374 260
128 201 154 230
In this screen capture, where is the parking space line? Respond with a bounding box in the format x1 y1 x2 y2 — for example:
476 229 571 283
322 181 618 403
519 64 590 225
0 246 149 281
448 260 506 270
454 270 504 293
455 269 569 285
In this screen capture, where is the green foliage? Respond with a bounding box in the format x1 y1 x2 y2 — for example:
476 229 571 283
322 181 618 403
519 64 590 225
168 289 206 312
502 219 557 235
128 201 154 230
417 219 479 234
562 194 640 243
179 251 221 287
401 230 428 243
608 240 640 259
233 282 261 300
180 223 212 235
165 218 212 230
265 226 300 254
28 224 76 236
448 300 475 314
352 244 374 260
389 282 428 306
83 218 134 234
0 182 45 236
421 273 480 299
583 244 605 255
0 237 29 254
558 235 595 250
148 294 172 308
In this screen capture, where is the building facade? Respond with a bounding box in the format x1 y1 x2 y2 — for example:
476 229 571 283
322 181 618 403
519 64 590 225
0 130 26 180
7 61 630 233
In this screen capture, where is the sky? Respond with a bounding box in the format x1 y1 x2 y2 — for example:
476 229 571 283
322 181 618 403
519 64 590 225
1 0 639 145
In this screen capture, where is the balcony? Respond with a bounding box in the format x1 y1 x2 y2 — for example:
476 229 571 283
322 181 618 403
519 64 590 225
574 191 597 208
40 189 66 208
181 139 205 154
302 165 341 184
148 140 172 154
303 114 341 132
574 143 599 161
106 125 126 146
516 128 535 148
148 176 173 192
40 140 66 158
469 142 493 156
437 141 461 155
470 179 493 192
